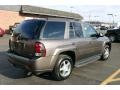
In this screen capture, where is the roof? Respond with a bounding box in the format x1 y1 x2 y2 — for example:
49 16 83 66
0 5 83 20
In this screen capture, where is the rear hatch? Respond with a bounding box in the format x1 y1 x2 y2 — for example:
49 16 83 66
9 19 45 58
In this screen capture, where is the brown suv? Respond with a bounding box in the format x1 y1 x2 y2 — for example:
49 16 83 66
7 18 111 80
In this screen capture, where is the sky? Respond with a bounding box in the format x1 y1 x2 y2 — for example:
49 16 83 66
1 0 120 23
39 5 120 23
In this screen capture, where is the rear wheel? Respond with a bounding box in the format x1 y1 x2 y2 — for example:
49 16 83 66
52 54 73 81
100 45 110 60
23 69 32 77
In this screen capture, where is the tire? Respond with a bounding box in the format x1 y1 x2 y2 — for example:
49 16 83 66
100 45 110 61
52 54 73 81
109 35 116 42
23 69 32 77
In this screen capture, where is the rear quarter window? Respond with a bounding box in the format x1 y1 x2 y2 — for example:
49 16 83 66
41 21 66 39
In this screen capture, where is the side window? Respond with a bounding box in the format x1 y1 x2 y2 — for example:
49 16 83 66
42 21 65 39
83 23 97 38
73 22 83 38
69 22 83 38
69 22 75 38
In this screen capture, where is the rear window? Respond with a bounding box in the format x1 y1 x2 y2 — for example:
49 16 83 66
41 21 65 39
14 20 45 39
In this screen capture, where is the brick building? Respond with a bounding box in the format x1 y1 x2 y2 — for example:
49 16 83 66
0 5 83 32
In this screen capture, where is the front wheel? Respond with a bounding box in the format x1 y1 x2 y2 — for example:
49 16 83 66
100 45 110 60
52 54 73 81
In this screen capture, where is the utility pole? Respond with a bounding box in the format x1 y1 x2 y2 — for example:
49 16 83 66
107 14 114 25
70 6 74 13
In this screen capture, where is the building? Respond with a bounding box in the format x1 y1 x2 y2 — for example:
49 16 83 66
0 5 83 32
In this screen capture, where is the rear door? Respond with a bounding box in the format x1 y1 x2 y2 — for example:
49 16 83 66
69 22 91 63
9 20 45 58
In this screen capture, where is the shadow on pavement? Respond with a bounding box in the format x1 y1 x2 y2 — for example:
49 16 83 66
37 72 55 81
0 51 54 80
0 51 28 79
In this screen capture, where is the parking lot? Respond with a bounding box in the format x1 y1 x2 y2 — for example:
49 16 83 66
0 35 120 85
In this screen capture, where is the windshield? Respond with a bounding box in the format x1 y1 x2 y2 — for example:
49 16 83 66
14 20 45 39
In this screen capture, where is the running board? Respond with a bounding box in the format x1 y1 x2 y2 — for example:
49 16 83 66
75 54 101 68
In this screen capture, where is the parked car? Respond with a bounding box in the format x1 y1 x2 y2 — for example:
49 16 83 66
105 29 120 42
9 23 20 35
100 26 108 30
0 27 5 37
7 18 111 80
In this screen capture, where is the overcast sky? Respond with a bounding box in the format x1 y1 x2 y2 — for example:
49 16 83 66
37 5 120 23
1 0 120 23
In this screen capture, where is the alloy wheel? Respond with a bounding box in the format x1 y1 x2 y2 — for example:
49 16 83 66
59 60 72 77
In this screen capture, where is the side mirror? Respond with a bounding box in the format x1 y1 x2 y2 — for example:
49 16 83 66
91 33 104 38
90 34 98 37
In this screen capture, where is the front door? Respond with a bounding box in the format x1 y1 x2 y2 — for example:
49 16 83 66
82 23 102 57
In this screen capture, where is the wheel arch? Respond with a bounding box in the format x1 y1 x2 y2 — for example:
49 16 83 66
50 49 76 70
59 51 76 66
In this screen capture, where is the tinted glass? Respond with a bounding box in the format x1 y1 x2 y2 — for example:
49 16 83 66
73 22 83 38
69 22 75 38
83 23 97 37
14 20 45 39
42 21 65 39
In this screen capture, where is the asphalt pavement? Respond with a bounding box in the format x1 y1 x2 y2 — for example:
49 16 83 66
0 35 120 85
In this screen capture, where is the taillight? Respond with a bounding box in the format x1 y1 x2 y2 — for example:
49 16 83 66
35 42 46 57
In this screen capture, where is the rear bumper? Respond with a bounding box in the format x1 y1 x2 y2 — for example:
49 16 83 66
7 53 33 69
7 53 53 73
